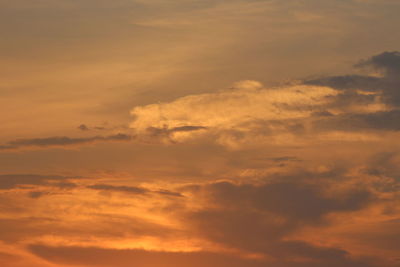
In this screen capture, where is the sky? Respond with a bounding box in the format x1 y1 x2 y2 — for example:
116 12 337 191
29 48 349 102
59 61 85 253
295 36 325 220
0 0 400 266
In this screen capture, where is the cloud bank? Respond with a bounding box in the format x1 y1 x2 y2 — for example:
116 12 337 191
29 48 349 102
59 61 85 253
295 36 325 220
127 51 400 148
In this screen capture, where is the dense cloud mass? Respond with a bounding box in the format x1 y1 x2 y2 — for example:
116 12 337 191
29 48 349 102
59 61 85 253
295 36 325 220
129 82 338 145
2 52 399 150
307 51 400 127
180 181 374 266
125 51 400 149
6 160 398 267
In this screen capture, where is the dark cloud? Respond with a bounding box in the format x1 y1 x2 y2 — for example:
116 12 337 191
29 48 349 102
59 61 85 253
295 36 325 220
311 110 334 117
305 51 400 108
78 124 90 131
145 125 208 142
363 152 400 185
53 181 78 189
87 184 149 195
28 244 372 267
0 133 134 151
306 77 379 111
268 156 302 163
170 125 208 132
28 191 49 199
0 174 72 190
154 189 184 197
0 145 16 150
77 124 124 131
28 245 267 267
87 184 183 197
94 126 106 130
314 110 400 131
182 179 374 265
356 51 400 75
26 182 77 199
306 75 381 92
302 51 400 137
189 180 372 228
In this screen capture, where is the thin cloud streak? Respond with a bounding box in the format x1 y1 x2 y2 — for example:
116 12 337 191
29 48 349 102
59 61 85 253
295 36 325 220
0 133 134 151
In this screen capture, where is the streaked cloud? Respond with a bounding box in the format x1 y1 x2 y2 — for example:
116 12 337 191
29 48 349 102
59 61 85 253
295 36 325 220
0 133 133 151
87 183 183 197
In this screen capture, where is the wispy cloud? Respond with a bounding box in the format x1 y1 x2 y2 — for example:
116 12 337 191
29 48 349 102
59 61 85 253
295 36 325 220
0 133 133 151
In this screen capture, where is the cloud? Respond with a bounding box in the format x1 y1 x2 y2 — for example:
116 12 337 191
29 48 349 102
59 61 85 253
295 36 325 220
130 82 337 132
268 156 302 163
87 184 183 197
0 52 399 267
3 52 399 152
313 110 400 131
145 125 208 143
24 182 77 199
0 174 74 190
0 158 397 266
28 191 50 199
78 124 90 131
357 51 400 75
0 133 133 151
27 242 371 267
307 51 400 107
29 245 267 267
206 181 372 222
129 82 338 146
77 124 127 132
182 179 373 255
126 51 400 148
0 217 59 243
0 212 175 244
87 184 148 195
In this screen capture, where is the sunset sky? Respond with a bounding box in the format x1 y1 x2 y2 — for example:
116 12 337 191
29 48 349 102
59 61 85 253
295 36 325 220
1 1 400 266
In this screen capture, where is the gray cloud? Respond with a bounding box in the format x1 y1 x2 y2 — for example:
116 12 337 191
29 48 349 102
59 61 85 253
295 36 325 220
28 245 267 267
181 178 374 265
26 181 77 199
268 156 302 163
298 51 400 136
28 243 371 267
314 110 400 131
0 174 73 190
87 184 149 195
357 51 400 75
87 184 183 197
28 191 50 199
188 179 372 227
145 125 208 142
78 124 90 131
306 51 400 108
0 133 134 151
305 75 381 92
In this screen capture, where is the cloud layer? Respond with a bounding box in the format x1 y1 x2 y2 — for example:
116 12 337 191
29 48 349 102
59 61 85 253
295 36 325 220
0 52 400 267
